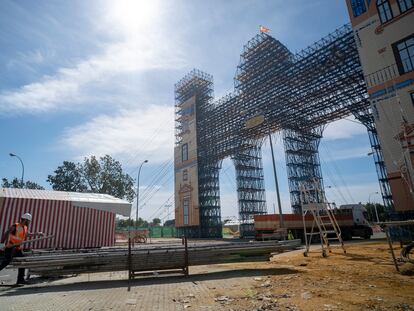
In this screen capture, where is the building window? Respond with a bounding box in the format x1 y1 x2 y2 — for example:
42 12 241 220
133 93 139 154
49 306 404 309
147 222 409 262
183 169 188 181
351 0 367 17
372 104 380 120
398 0 413 13
182 120 189 133
393 35 414 75
182 143 188 161
377 0 393 23
183 198 189 225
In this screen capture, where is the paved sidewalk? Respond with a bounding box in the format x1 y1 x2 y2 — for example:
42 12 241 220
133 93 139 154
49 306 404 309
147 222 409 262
0 262 284 311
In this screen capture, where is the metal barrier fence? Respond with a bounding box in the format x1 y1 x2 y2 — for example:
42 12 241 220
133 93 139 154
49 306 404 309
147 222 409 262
381 219 414 272
116 227 177 239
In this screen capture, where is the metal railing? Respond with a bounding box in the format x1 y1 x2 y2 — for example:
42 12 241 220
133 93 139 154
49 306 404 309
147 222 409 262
364 63 399 88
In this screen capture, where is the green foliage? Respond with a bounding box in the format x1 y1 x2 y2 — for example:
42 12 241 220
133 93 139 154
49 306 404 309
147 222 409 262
136 217 149 228
116 217 148 229
46 161 86 192
364 202 388 222
116 218 134 228
47 155 135 201
2 177 45 190
163 219 175 227
152 218 161 226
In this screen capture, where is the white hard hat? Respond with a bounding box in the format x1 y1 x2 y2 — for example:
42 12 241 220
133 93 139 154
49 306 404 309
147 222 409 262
21 213 32 221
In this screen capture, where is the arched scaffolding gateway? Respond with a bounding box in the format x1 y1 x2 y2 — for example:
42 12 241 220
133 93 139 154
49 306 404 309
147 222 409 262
174 24 393 238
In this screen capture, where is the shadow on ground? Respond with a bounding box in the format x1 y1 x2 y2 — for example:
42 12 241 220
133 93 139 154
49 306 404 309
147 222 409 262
0 267 299 297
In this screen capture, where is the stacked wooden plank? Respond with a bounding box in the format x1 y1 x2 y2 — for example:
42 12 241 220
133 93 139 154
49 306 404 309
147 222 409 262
10 240 301 277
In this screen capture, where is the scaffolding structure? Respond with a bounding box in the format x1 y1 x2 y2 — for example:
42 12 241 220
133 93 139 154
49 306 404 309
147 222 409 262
174 24 394 238
283 127 325 214
232 140 267 237
351 107 394 208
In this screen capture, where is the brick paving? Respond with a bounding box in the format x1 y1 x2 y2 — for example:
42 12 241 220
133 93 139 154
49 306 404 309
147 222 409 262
0 263 268 311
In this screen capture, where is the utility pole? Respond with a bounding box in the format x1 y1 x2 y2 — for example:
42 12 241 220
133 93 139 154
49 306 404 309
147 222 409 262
269 133 284 227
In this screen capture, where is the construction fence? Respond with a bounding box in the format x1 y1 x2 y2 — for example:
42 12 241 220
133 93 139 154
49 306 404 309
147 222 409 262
115 227 177 240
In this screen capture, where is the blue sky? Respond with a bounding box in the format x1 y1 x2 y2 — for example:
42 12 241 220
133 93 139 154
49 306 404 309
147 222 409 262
0 0 382 222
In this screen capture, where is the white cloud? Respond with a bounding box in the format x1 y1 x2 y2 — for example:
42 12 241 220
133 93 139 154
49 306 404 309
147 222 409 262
320 145 370 161
0 0 186 115
8 50 47 68
324 117 367 140
126 189 174 222
60 105 174 164
325 182 382 206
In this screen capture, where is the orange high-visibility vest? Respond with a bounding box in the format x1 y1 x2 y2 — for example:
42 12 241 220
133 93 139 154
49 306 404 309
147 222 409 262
7 223 27 249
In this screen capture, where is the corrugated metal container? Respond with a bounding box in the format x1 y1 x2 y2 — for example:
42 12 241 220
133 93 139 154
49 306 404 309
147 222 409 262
0 188 131 249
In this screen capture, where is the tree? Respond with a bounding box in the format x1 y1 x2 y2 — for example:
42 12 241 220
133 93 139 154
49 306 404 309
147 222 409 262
2 177 45 190
134 217 148 228
115 217 149 229
163 219 175 227
47 161 86 192
152 218 161 226
364 202 388 222
116 218 134 229
48 155 135 201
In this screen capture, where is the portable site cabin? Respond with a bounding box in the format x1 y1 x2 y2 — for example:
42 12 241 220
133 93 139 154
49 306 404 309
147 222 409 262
0 188 131 249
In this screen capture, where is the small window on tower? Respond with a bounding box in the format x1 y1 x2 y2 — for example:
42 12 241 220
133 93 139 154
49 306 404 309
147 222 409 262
372 104 380 120
183 169 188 181
183 198 189 225
398 0 413 13
351 0 367 17
392 34 414 75
182 143 188 162
377 0 393 23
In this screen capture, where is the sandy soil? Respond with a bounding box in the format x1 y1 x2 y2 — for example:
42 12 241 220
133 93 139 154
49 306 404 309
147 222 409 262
207 241 414 311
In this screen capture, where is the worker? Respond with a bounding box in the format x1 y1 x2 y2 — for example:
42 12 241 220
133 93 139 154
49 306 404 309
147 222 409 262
0 213 44 285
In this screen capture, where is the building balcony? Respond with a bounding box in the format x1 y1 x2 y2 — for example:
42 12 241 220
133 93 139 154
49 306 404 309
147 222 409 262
364 63 399 88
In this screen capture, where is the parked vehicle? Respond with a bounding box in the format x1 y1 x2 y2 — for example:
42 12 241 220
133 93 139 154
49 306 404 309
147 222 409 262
254 204 373 241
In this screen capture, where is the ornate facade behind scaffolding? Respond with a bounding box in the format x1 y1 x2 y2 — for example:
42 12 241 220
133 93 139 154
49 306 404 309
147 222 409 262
174 24 395 238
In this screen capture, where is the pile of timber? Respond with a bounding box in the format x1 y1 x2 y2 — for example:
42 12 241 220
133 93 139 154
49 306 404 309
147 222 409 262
11 239 301 277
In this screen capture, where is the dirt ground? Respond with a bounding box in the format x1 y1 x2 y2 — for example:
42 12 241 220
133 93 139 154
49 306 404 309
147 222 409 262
207 241 414 311
0 240 413 311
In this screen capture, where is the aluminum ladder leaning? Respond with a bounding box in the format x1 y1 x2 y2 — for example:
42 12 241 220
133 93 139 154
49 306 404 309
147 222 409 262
300 179 346 257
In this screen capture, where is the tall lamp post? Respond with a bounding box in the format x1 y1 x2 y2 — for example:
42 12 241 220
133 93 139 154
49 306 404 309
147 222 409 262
268 133 284 228
240 110 284 227
9 153 24 187
136 160 148 230
368 191 379 223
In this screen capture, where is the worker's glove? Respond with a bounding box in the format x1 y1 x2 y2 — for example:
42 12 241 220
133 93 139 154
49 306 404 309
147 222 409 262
37 232 45 237
0 243 5 251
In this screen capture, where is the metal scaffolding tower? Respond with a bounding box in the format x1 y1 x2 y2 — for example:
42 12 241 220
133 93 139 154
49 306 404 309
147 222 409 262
174 24 394 238
232 140 267 237
283 127 325 214
352 107 394 209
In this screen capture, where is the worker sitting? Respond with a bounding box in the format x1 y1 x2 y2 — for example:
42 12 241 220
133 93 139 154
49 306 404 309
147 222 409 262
0 213 45 285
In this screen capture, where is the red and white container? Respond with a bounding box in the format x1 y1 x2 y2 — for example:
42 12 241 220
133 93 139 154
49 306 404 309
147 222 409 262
0 188 131 249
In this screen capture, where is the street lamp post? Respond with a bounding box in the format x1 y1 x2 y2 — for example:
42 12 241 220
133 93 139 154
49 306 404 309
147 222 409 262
268 133 284 228
368 191 379 223
136 160 148 230
9 153 24 187
240 110 283 227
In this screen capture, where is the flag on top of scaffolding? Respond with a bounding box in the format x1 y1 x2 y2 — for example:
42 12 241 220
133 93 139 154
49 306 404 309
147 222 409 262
260 25 270 33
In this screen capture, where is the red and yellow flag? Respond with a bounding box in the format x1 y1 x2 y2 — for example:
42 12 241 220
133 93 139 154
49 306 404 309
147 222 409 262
260 25 270 33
